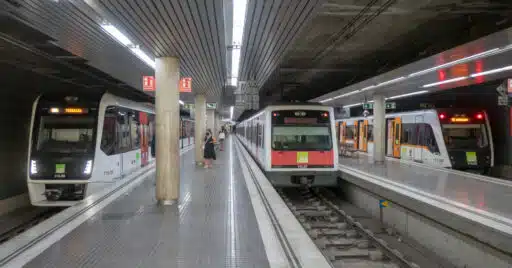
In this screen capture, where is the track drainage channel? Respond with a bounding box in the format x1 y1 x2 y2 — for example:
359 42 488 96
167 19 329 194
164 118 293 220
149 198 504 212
278 187 420 268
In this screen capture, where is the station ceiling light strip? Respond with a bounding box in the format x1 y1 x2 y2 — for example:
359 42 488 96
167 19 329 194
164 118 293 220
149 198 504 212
230 0 248 87
470 65 512 77
320 45 512 103
386 90 429 100
422 76 468 88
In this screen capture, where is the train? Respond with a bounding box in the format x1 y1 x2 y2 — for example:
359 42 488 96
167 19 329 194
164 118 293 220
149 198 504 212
27 92 194 206
236 104 339 187
336 109 494 173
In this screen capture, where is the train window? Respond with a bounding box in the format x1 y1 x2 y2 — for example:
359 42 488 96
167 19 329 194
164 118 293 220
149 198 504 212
345 125 356 139
101 106 118 155
117 108 131 153
367 125 374 142
423 125 439 153
401 124 414 145
129 111 140 149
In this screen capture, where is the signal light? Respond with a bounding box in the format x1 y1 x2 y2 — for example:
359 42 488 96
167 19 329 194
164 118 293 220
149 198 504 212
322 112 328 117
273 113 277 117
475 113 484 120
439 113 446 119
50 107 60 114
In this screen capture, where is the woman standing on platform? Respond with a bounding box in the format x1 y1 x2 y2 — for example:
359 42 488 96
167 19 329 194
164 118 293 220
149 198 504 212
203 130 216 168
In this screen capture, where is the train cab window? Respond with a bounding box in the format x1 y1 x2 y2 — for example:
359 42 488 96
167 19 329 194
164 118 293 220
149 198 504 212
272 126 331 151
401 124 415 145
101 106 118 155
36 115 95 154
442 124 488 150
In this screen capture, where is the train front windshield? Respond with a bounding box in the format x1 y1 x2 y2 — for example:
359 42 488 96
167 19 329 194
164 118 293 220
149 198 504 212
442 124 489 150
35 116 96 154
271 110 332 151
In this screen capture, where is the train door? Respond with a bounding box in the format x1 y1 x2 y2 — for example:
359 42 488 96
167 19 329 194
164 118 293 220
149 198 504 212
358 120 368 151
340 122 346 147
414 115 424 162
139 112 149 166
353 121 359 149
386 119 394 156
392 117 402 158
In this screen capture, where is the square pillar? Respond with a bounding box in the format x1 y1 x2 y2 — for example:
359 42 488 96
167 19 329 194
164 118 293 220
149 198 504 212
155 57 180 204
194 94 206 164
373 95 386 163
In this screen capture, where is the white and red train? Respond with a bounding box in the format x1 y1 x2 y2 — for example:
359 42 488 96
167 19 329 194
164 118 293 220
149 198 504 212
336 108 494 173
236 104 339 187
27 92 194 206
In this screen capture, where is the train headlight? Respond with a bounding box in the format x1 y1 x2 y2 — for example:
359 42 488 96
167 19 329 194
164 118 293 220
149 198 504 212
30 160 38 175
83 160 93 175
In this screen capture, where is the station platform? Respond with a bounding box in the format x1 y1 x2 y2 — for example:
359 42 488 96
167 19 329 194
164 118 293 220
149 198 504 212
0 137 329 268
338 155 512 256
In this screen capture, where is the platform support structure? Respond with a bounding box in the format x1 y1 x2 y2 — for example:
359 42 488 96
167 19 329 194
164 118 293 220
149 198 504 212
155 57 180 204
373 94 386 163
194 94 206 165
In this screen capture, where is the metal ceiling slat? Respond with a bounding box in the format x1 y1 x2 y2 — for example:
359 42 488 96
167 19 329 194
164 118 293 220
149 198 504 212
109 0 168 56
186 0 222 96
239 0 264 80
169 0 217 94
243 0 274 81
99 0 166 57
154 0 212 92
252 0 308 81
197 0 222 95
257 0 321 86
248 0 281 77
213 0 227 91
204 0 225 94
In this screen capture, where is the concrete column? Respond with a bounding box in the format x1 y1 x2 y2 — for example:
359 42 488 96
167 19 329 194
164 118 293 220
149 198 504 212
155 57 180 204
373 95 386 163
194 94 206 164
206 109 215 133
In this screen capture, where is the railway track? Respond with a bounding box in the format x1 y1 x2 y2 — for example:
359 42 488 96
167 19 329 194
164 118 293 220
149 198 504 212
279 187 424 268
0 208 61 245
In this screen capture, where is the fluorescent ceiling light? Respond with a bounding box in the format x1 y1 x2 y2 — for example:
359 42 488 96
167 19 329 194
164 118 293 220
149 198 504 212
230 77 238 86
179 100 184 105
101 24 132 46
319 98 333 103
230 106 234 120
422 76 467 88
470 65 512 77
230 0 248 86
375 76 406 87
344 103 363 108
360 85 375 92
130 47 156 68
408 48 501 78
387 90 429 100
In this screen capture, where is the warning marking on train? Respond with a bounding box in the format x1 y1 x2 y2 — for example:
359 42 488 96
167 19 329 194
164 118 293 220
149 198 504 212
297 152 309 163
379 200 389 208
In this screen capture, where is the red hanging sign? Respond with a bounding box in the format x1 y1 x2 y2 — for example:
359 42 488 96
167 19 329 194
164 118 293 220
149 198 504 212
180 77 192 92
143 76 155 91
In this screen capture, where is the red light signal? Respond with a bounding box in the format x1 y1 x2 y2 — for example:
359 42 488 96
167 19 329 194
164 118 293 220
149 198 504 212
439 113 446 119
475 113 484 120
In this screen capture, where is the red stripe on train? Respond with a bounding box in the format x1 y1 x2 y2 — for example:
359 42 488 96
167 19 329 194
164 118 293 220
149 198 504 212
271 150 334 167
